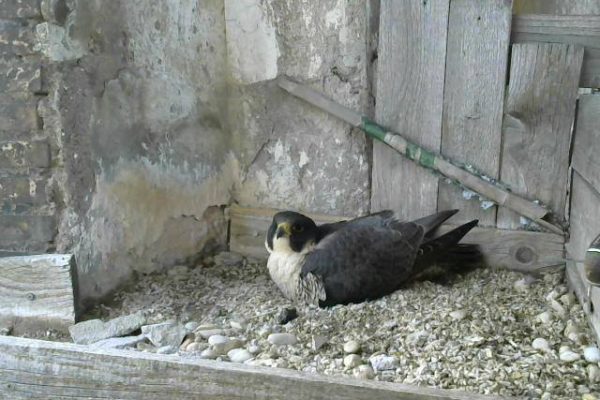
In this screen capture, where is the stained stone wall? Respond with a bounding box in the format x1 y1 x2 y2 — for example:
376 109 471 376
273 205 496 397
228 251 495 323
0 0 377 308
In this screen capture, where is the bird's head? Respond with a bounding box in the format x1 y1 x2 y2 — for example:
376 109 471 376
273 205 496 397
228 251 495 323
265 211 318 254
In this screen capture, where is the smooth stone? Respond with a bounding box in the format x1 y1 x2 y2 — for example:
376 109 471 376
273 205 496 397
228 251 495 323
196 329 225 339
247 343 261 355
584 346 600 363
230 319 247 330
228 348 253 363
588 365 600 383
184 321 200 332
559 348 581 362
369 354 399 372
353 364 375 380
208 334 229 346
179 336 195 351
156 345 177 354
550 299 567 317
186 342 206 352
267 333 297 346
343 354 362 369
343 340 361 354
560 293 576 307
257 325 272 338
532 338 550 352
568 331 584 344
141 322 187 348
199 348 219 359
536 311 552 325
449 310 466 321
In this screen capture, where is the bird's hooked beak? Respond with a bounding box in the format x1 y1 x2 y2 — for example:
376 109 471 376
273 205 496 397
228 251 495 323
276 222 292 238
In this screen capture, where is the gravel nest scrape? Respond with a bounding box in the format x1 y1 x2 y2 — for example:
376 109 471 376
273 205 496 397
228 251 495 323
89 253 600 399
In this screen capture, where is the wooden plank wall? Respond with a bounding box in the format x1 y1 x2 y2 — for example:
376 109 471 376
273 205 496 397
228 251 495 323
436 0 512 226
371 0 449 220
512 15 600 88
0 336 503 400
497 43 584 230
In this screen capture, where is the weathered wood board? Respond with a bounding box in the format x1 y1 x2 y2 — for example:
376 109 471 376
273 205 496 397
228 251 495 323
514 1 600 17
512 15 600 88
566 172 600 262
438 0 512 226
572 94 600 193
371 0 449 220
0 254 77 333
230 206 564 273
497 43 583 230
567 261 600 347
0 335 506 400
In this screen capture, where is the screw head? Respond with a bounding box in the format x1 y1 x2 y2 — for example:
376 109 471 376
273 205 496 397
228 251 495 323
26 293 36 301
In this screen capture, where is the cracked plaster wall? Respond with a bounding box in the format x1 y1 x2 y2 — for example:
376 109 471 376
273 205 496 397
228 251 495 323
40 0 375 307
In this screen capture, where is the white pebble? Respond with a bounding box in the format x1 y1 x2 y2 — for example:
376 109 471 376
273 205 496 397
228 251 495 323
343 354 362 369
230 319 247 330
196 329 225 339
227 348 253 363
568 331 584 344
449 310 466 321
584 346 600 363
343 340 361 354
353 364 375 380
588 365 600 383
156 345 177 354
560 293 576 307
267 333 297 346
312 335 328 351
369 354 399 372
184 321 199 332
559 348 581 362
199 348 219 359
208 335 229 346
536 311 552 325
550 299 567 317
186 342 205 352
514 278 530 292
532 338 550 352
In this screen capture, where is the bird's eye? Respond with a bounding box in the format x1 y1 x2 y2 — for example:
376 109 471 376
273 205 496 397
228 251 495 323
292 224 304 232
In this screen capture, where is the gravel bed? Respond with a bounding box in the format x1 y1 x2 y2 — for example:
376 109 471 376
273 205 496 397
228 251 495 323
87 253 600 399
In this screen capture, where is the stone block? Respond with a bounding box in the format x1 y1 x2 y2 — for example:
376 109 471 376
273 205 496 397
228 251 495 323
0 95 40 132
0 0 42 19
0 19 38 56
0 141 50 169
0 56 42 93
0 215 55 250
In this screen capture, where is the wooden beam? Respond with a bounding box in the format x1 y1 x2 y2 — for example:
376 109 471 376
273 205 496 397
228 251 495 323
497 43 583 230
0 254 78 334
566 171 600 261
0 336 505 400
371 0 449 220
512 15 600 88
572 94 600 193
567 261 600 346
230 206 564 273
438 0 512 226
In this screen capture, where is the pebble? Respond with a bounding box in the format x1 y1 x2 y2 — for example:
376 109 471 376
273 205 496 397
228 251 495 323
156 345 177 354
568 331 584 344
312 335 328 351
560 293 576 307
227 348 253 363
536 311 552 325
532 338 551 352
68 312 147 345
277 307 298 325
267 333 297 346
208 335 229 346
184 321 200 332
513 278 531 292
584 346 600 363
343 354 362 369
587 365 600 383
343 340 361 354
369 354 399 372
196 329 225 339
583 394 598 400
550 299 567 317
230 319 247 330
540 393 551 400
449 310 466 321
179 336 195 351
186 342 206 352
559 346 581 362
247 343 261 355
353 364 375 380
199 348 219 359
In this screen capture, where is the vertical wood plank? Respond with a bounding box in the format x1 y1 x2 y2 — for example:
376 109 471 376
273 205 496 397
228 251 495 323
566 171 600 260
497 43 583 230
437 0 512 226
572 94 600 193
371 0 449 220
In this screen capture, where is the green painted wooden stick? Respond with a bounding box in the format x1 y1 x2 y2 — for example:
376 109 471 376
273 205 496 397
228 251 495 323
277 76 563 235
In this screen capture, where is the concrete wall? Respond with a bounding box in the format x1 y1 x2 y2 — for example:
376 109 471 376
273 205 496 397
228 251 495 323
1 0 376 308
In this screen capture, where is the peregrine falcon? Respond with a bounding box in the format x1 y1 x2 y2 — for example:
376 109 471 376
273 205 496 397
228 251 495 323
265 209 482 306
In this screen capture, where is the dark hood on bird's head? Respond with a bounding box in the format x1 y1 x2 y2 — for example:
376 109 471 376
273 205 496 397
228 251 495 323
266 211 318 253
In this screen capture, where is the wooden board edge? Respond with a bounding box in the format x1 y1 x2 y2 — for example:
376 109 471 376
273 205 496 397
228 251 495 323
566 260 600 347
0 335 508 400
